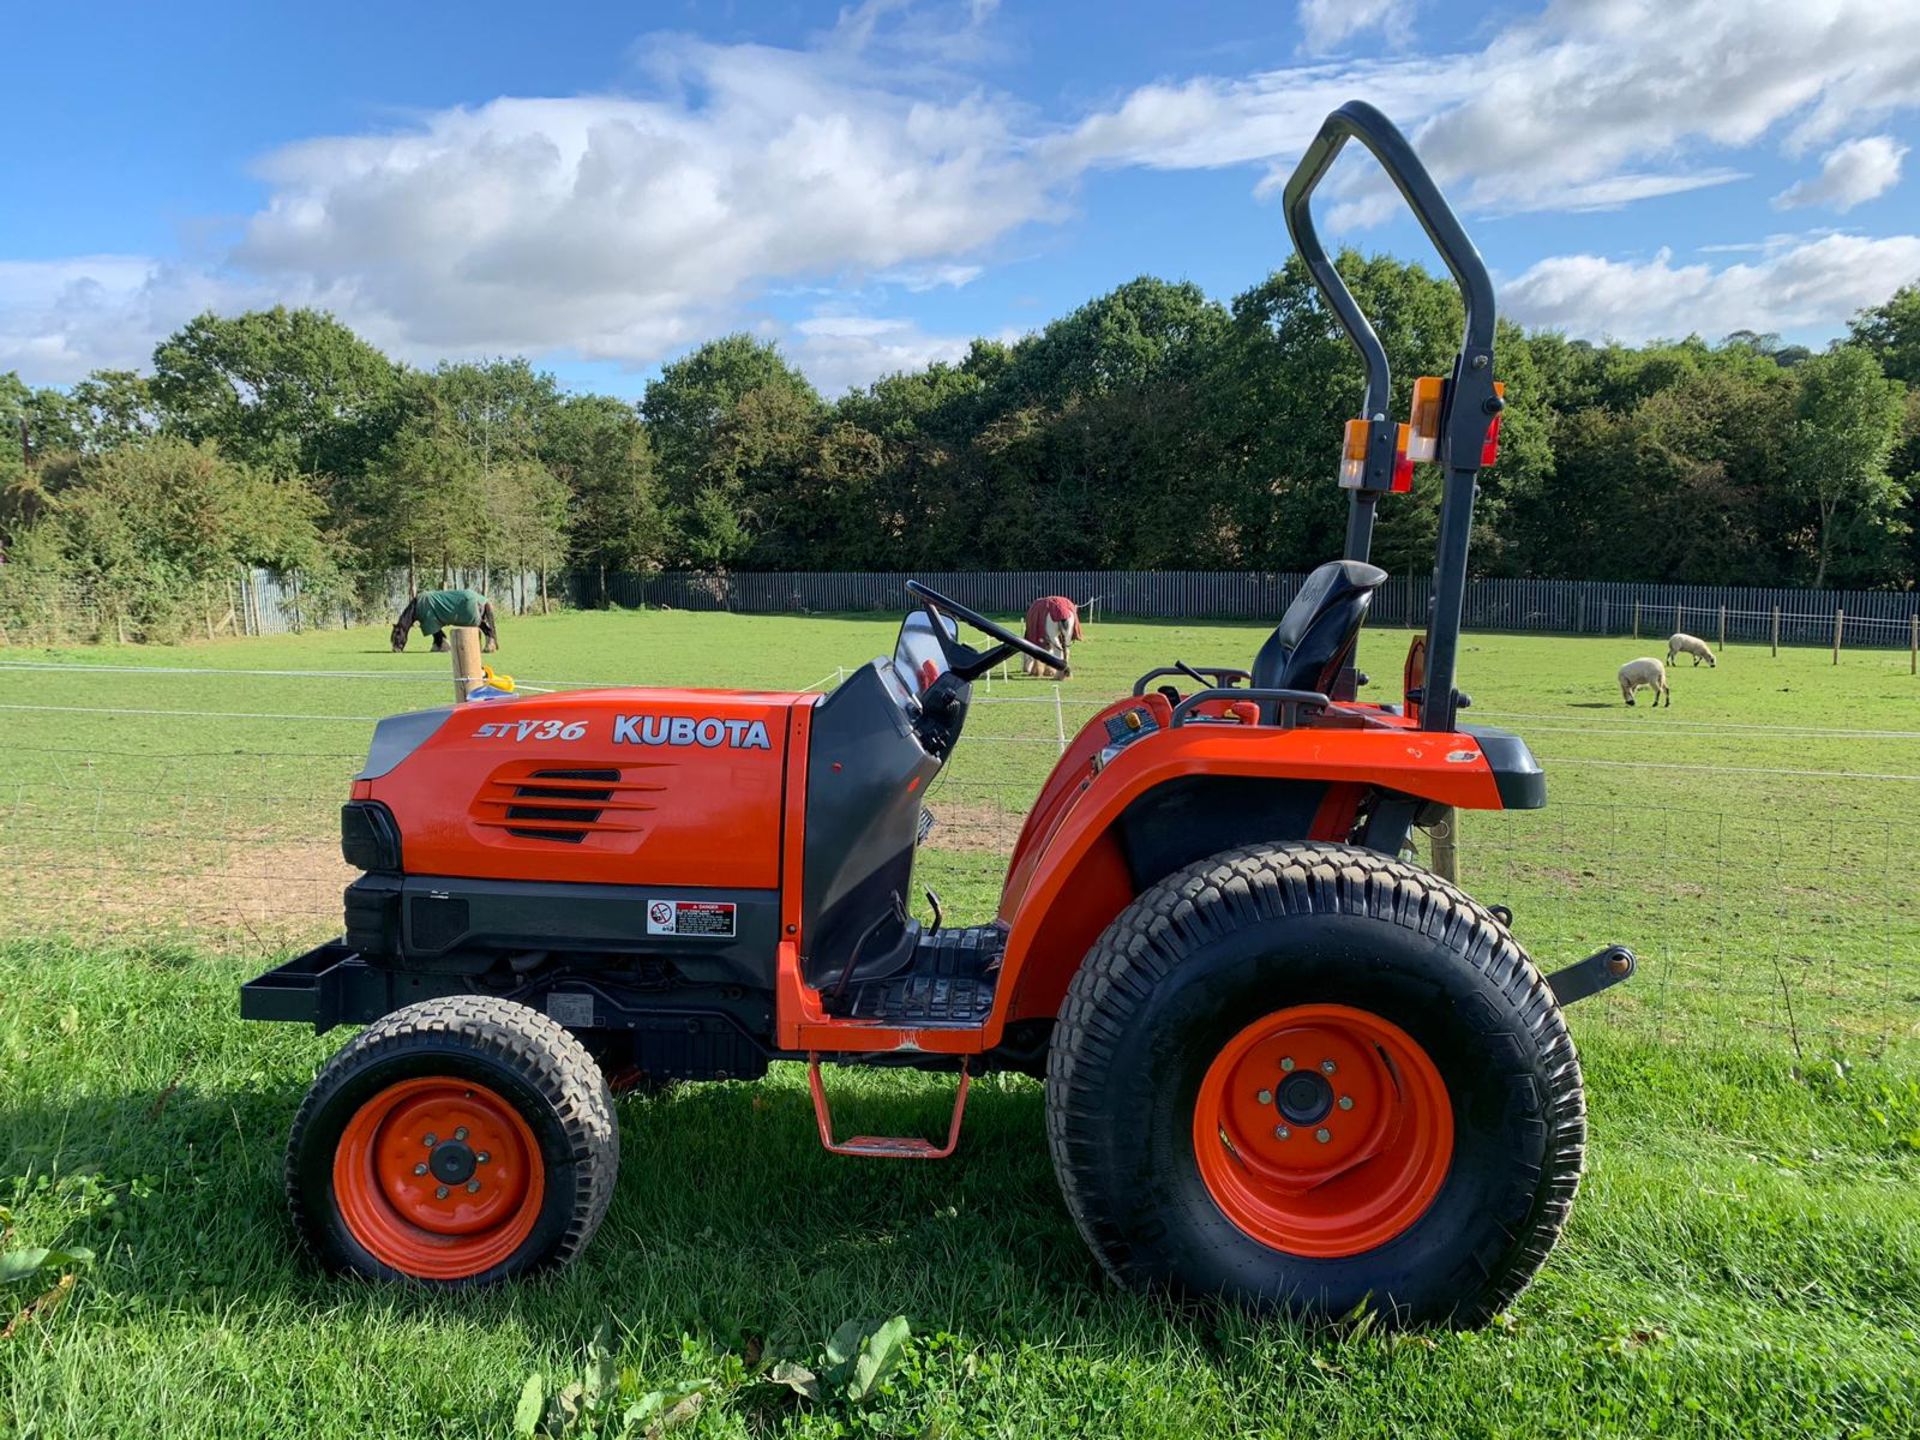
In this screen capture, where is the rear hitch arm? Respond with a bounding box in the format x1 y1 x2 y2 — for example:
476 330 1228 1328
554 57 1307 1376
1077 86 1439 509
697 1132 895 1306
1546 945 1636 1007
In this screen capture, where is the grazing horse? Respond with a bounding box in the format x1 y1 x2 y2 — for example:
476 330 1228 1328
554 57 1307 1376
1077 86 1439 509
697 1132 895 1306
391 589 498 653
1022 595 1083 678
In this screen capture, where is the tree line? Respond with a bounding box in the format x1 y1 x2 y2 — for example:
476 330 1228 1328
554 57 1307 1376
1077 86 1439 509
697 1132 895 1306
3 254 1917 638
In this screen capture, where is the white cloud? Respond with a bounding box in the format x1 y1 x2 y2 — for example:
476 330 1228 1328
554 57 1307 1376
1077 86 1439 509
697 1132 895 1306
7 0 1920 391
1044 59 1474 177
789 312 980 394
235 42 1052 366
1774 134 1907 213
1069 0 1920 223
1297 0 1399 55
0 256 273 380
873 262 983 291
1502 232 1920 344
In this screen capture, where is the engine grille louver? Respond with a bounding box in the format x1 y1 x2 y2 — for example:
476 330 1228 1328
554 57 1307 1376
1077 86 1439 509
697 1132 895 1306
474 767 656 846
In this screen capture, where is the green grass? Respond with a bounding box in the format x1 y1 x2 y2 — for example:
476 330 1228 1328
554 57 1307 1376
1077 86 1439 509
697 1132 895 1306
3 608 1919 1437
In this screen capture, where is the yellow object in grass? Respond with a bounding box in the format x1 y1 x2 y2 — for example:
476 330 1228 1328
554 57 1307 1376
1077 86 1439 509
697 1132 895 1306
480 665 515 693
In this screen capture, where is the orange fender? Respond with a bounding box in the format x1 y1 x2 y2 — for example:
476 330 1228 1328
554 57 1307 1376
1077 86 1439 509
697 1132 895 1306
988 721 1506 1036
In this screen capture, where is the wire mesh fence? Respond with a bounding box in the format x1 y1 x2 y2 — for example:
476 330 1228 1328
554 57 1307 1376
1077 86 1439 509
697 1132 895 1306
10 565 1920 653
580 570 1920 655
0 567 559 646
4 665 1916 1065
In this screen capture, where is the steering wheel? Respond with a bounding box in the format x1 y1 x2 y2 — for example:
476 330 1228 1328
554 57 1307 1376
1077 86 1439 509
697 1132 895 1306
905 580 1067 681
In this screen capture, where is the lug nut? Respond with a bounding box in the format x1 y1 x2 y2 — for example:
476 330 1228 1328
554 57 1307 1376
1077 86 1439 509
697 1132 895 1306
1321 1059 1336 1074
1256 1089 1273 1105
422 1133 437 1147
454 1127 468 1141
466 1180 482 1194
435 1185 449 1200
476 1151 491 1164
1280 1057 1296 1072
413 1163 428 1176
1274 1126 1291 1140
1316 1128 1331 1144
1338 1096 1354 1111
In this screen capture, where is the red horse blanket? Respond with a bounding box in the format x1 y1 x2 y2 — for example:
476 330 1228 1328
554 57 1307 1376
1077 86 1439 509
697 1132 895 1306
1023 595 1083 646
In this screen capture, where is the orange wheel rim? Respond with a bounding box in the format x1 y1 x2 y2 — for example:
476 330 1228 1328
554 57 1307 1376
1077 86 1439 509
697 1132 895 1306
1192 1004 1452 1258
333 1077 544 1280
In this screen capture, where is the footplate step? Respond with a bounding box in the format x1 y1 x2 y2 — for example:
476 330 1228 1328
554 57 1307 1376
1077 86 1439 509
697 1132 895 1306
808 1056 971 1159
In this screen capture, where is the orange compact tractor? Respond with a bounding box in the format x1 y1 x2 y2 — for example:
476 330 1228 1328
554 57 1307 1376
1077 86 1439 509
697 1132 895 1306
245 103 1633 1324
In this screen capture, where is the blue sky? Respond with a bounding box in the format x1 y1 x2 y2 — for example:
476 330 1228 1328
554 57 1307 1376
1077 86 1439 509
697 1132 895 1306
8 0 1919 397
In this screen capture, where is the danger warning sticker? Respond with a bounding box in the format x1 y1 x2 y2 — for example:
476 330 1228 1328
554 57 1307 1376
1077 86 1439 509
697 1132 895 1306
646 899 737 938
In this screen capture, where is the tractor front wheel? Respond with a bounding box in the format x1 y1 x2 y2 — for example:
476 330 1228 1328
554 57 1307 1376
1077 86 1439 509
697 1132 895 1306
286 995 618 1284
1046 842 1584 1327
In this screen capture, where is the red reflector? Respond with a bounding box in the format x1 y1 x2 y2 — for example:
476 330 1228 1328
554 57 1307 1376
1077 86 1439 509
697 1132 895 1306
1392 422 1413 492
1481 382 1507 467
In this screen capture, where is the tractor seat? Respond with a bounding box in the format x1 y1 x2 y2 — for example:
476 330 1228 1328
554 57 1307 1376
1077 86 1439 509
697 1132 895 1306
1252 560 1388 694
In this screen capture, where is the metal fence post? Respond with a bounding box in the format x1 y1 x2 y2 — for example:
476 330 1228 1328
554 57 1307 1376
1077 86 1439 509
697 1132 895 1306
1833 609 1843 665
1772 606 1779 656
1718 605 1726 649
1632 600 1640 639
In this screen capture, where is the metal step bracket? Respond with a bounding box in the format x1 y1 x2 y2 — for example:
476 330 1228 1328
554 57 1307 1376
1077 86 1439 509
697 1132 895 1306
807 1056 971 1159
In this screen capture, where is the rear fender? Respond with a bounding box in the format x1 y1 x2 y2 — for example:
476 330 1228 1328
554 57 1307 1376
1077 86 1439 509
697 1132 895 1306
989 724 1506 1035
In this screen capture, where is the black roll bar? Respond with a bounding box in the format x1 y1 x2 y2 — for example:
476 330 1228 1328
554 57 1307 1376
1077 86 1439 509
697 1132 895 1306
1281 100 1499 735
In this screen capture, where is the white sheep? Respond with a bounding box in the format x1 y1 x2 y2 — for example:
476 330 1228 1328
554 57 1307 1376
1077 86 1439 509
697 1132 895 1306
1666 632 1716 668
1618 657 1670 708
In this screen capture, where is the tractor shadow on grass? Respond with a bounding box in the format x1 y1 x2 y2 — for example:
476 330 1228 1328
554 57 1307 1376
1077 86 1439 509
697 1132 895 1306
0 1070 1176 1353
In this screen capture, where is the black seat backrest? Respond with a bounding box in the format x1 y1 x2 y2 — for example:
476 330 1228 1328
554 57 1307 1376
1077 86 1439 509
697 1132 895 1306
1252 559 1388 694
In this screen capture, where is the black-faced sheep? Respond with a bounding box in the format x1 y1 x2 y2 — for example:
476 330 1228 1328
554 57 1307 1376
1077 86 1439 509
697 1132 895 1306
1618 657 1670 707
1666 632 1716 667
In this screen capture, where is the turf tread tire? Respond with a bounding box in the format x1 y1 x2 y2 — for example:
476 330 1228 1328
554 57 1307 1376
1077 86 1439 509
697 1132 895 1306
1046 841 1584 1327
286 994 618 1284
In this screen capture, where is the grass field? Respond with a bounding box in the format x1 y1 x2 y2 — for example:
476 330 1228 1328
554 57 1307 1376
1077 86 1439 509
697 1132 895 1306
3 608 1919 1438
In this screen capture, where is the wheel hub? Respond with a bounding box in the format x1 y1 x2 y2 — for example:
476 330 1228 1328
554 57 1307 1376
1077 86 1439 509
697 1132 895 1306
333 1077 545 1280
1275 1070 1333 1125
428 1140 477 1185
1192 1003 1454 1258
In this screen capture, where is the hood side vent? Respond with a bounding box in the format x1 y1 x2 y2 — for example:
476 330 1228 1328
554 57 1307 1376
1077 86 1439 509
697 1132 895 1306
474 766 654 847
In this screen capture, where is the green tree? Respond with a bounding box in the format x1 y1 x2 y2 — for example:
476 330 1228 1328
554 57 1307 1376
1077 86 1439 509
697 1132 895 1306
698 383 819 568
640 335 821 521
1219 251 1462 571
1788 345 1908 587
543 395 665 582
28 436 327 637
1849 286 1920 387
150 307 401 479
66 370 157 450
346 383 488 586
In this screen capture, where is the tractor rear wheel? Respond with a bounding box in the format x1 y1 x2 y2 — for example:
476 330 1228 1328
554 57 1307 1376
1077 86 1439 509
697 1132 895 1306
1046 842 1584 1327
286 995 618 1285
